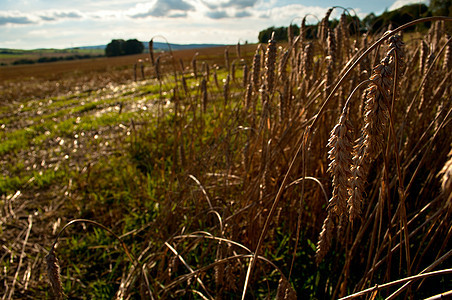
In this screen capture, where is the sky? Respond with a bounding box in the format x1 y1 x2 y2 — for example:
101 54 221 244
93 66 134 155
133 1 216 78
0 0 428 49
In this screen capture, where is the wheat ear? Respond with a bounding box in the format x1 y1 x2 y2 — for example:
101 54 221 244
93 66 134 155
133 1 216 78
327 113 354 216
251 44 261 93
316 110 354 263
349 33 405 221
45 251 64 299
265 32 277 93
439 147 452 213
316 214 334 264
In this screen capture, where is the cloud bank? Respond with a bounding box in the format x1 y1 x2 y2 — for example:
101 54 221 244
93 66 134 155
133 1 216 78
0 0 399 49
0 10 84 26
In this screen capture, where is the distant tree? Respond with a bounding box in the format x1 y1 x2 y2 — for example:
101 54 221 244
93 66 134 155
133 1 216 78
105 39 144 57
105 39 125 57
362 13 377 31
429 0 452 16
367 3 429 33
258 25 300 43
255 1 447 43
12 58 35 65
258 26 277 43
123 39 144 55
330 15 361 35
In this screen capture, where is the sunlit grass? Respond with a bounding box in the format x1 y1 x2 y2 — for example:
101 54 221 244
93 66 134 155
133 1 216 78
0 168 68 196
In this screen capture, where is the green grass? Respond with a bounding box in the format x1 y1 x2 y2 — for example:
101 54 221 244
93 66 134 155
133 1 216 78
1 97 146 156
0 127 40 155
0 44 271 299
0 168 68 196
0 47 371 299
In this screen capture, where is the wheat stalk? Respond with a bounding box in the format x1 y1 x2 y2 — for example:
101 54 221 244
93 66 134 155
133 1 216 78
439 147 452 213
201 78 208 113
251 45 261 93
224 47 230 72
223 74 230 106
243 63 249 88
192 52 199 79
325 28 336 98
443 34 451 71
149 39 155 66
264 32 277 94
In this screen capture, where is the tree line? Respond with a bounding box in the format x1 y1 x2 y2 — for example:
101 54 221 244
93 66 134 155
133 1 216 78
258 1 450 43
10 54 103 66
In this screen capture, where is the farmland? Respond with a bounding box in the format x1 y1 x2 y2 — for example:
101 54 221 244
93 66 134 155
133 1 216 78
1 14 451 299
0 48 104 65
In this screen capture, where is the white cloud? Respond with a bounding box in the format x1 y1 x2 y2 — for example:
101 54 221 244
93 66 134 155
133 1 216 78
0 9 88 27
206 10 229 19
202 0 258 9
235 11 252 18
389 0 428 11
130 0 195 18
0 11 36 26
258 4 331 26
38 10 83 22
0 0 384 49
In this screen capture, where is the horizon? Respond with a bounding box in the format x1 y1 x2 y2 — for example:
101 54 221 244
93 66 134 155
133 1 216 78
1 0 428 50
0 41 229 51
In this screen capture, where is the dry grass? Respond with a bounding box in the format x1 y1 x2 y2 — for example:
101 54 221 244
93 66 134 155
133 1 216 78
1 12 451 299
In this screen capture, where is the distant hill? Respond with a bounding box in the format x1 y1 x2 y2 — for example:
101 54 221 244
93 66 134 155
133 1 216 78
0 42 228 66
146 41 227 51
73 45 106 50
72 42 227 51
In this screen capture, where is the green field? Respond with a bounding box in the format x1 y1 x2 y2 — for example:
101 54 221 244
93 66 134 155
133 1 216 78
0 48 105 65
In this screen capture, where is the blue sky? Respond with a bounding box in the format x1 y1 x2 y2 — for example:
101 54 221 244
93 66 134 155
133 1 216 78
0 0 428 49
